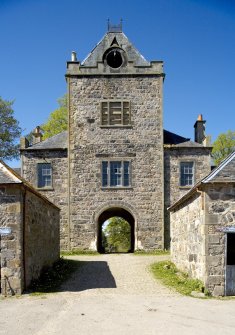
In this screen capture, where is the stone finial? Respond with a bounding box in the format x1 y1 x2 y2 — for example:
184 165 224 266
194 114 206 144
71 51 77 62
32 126 43 145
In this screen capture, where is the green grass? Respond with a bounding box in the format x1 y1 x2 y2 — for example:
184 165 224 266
28 258 81 294
150 261 206 296
134 249 170 256
60 249 100 256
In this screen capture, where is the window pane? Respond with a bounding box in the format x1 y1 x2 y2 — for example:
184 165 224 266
38 163 52 188
123 161 130 186
180 162 194 186
102 161 108 187
110 161 122 186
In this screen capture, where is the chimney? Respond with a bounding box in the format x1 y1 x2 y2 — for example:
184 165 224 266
32 126 43 145
194 114 206 144
71 51 77 62
20 137 29 149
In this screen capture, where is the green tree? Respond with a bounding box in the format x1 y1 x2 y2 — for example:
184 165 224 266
41 94 68 139
104 217 131 253
212 130 235 166
0 97 22 160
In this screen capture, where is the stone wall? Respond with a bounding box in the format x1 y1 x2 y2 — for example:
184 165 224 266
170 191 206 282
68 75 164 250
21 150 68 249
24 189 60 287
0 186 23 295
204 183 235 296
164 147 211 248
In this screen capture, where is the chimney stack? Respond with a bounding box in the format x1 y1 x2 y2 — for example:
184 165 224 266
32 126 43 145
194 114 206 144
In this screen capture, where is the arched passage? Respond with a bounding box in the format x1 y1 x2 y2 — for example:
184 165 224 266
97 207 135 253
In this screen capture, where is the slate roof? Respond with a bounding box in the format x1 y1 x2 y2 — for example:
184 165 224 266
0 160 59 209
0 161 21 184
163 130 189 145
82 32 150 67
22 129 206 150
23 131 67 150
168 151 235 211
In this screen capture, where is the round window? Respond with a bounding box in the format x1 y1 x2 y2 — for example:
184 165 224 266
106 49 123 68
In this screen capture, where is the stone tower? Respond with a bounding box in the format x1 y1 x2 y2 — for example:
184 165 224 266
66 23 165 251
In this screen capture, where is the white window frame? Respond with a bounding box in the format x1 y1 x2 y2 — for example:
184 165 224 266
37 163 52 189
101 160 131 188
180 161 194 187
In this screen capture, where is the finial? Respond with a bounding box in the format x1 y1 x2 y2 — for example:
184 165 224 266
107 19 123 33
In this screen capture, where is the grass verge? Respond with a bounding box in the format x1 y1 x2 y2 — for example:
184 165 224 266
60 249 100 256
134 249 170 256
28 258 80 294
150 261 206 296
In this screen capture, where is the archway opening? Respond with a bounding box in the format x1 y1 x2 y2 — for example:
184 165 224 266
97 207 135 254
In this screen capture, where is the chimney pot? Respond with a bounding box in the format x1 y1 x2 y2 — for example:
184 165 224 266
32 126 43 145
71 51 77 62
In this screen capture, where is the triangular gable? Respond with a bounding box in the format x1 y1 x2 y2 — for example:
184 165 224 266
203 151 235 183
82 32 150 67
0 161 22 184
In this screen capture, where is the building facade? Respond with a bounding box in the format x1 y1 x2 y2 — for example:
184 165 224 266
20 26 212 251
169 152 235 296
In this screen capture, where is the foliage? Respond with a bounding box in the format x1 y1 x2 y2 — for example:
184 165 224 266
134 249 170 256
150 261 205 296
103 217 131 253
0 97 22 160
28 258 80 293
60 249 99 256
212 130 235 165
41 94 68 140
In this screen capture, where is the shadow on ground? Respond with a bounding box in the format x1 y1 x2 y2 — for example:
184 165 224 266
60 260 116 292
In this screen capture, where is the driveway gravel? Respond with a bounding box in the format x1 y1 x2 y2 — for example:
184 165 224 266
0 254 235 335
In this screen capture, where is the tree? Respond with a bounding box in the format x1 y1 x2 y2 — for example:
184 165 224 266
103 217 131 253
212 130 235 166
0 97 22 160
41 94 68 140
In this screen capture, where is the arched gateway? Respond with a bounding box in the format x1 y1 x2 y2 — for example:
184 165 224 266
97 207 135 253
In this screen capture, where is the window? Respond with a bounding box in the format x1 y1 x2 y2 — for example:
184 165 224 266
37 163 52 188
101 101 131 126
102 161 130 187
180 162 194 186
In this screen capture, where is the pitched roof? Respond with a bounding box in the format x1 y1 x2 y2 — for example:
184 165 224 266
163 130 189 145
168 151 235 211
82 32 150 67
0 160 59 209
23 131 67 150
22 129 207 150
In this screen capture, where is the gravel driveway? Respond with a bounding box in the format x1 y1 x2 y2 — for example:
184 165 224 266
1 254 235 335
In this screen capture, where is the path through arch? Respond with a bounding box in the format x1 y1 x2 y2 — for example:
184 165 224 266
97 207 135 253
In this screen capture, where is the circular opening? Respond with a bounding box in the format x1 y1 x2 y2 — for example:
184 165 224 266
106 49 123 68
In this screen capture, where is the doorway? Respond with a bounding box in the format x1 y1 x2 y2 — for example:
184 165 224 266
97 207 135 253
226 233 235 295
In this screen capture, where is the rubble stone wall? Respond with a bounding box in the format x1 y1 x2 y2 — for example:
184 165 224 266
205 183 235 296
170 192 206 282
0 186 23 295
68 75 164 250
24 189 60 287
21 150 68 249
164 147 211 248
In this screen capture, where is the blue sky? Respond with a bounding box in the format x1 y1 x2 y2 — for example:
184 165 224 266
1 0 235 167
